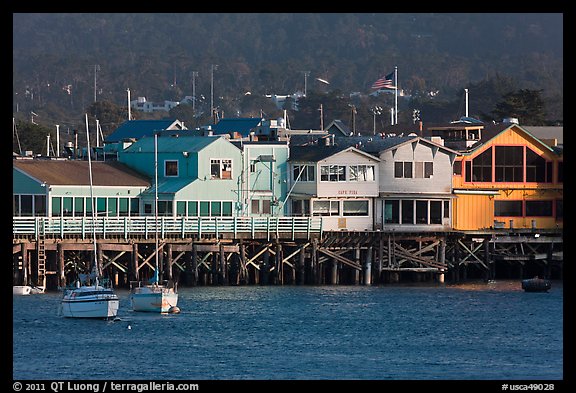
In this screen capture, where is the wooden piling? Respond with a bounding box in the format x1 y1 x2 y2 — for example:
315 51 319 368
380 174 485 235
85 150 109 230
364 246 372 286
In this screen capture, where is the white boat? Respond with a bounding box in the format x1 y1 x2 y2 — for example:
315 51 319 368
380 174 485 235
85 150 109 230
130 279 178 313
130 133 178 314
61 280 119 318
60 114 119 319
13 285 32 295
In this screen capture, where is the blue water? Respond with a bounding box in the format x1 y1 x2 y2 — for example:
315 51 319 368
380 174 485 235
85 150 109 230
13 280 563 380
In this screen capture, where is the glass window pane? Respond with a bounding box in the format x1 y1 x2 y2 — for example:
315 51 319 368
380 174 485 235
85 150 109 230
401 200 414 224
313 200 330 216
251 200 260 214
526 200 553 217
430 201 442 224
262 200 271 214
34 195 46 216
416 200 428 224
425 162 434 178
366 166 374 181
211 201 222 216
349 165 359 181
222 202 233 216
130 198 139 216
63 197 73 217
14 195 20 216
97 197 106 216
415 162 424 178
495 201 522 217
52 197 61 216
176 201 186 216
394 162 403 178
108 198 118 216
343 200 368 216
119 198 129 216
200 201 210 217
188 201 198 216
21 195 33 216
404 162 413 178
384 200 399 224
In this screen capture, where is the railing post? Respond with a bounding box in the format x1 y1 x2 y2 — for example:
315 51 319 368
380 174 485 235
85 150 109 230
267 216 271 241
251 217 255 239
181 216 185 239
234 216 238 238
124 217 128 239
198 217 202 239
215 217 219 238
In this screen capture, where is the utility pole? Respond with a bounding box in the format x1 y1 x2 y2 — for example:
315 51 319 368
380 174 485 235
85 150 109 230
211 64 218 115
302 71 310 97
192 71 198 114
94 64 100 103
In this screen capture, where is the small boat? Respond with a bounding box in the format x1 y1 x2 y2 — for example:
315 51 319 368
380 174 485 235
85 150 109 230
521 277 552 292
61 279 119 319
60 114 119 320
130 278 178 313
13 286 32 295
130 133 178 314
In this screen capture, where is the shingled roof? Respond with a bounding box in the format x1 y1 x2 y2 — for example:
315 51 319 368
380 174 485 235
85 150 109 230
104 119 185 143
13 159 150 187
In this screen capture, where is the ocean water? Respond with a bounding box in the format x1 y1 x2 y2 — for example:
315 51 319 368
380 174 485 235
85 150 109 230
13 280 563 381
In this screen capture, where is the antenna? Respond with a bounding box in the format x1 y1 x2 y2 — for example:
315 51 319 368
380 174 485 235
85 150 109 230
56 124 60 157
465 88 469 117
127 88 132 120
13 118 22 155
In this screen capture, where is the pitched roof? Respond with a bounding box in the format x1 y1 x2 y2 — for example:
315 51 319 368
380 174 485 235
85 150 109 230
210 118 263 136
104 119 185 142
122 135 227 154
13 159 150 186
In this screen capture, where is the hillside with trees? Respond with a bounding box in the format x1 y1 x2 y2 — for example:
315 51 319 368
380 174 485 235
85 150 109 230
12 13 563 145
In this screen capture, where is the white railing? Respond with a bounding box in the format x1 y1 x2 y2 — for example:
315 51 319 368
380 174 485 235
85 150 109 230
13 216 323 240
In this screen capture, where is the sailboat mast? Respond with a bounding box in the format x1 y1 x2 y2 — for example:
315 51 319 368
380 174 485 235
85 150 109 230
85 114 98 280
154 133 159 279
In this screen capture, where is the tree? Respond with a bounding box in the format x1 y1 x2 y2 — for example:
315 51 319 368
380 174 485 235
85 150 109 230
491 89 547 125
14 121 54 155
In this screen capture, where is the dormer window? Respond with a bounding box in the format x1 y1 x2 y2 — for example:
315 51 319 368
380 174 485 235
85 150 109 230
164 160 178 177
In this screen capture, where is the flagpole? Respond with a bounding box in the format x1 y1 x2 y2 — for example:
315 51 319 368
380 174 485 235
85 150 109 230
394 66 398 125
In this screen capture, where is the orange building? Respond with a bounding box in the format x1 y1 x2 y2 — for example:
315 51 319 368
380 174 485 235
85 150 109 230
427 121 563 231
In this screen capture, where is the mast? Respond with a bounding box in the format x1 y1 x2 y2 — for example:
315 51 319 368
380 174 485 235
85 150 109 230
394 66 398 125
154 132 159 283
85 114 98 282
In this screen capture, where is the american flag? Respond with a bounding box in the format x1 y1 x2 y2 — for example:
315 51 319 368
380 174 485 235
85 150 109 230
371 72 395 89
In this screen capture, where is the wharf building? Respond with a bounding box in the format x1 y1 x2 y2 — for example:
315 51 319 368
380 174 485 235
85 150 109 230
13 117 562 289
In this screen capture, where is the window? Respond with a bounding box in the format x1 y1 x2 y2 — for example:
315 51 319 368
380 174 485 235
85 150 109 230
472 147 492 182
222 202 233 217
176 201 186 216
211 159 232 179
525 200 553 217
13 195 20 216
251 200 260 214
52 197 61 216
414 162 434 178
199 201 210 216
293 165 315 182
349 165 375 182
556 200 563 220
453 160 462 176
262 200 271 215
495 201 522 217
394 162 413 178
320 165 345 182
119 198 129 217
401 200 414 224
21 195 33 216
416 200 428 224
343 200 369 216
465 161 472 182
384 200 399 224
96 198 106 216
158 201 172 216
34 195 46 216
443 200 450 219
430 201 442 224
558 161 563 183
188 201 198 216
211 201 221 216
108 198 118 216
292 200 310 216
144 203 152 214
130 199 140 216
312 200 339 216
63 197 73 217
525 148 546 183
495 146 523 182
165 160 178 177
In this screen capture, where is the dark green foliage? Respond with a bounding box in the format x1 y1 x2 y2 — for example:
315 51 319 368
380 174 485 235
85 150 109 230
13 13 562 132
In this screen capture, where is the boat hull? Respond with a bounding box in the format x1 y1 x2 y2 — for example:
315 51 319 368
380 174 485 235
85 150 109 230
131 286 178 313
13 286 31 295
61 285 119 319
521 278 552 293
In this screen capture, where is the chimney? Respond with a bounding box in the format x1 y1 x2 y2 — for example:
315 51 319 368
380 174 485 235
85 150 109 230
419 121 423 133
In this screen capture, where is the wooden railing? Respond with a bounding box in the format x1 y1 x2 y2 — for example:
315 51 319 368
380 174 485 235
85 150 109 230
13 216 323 240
